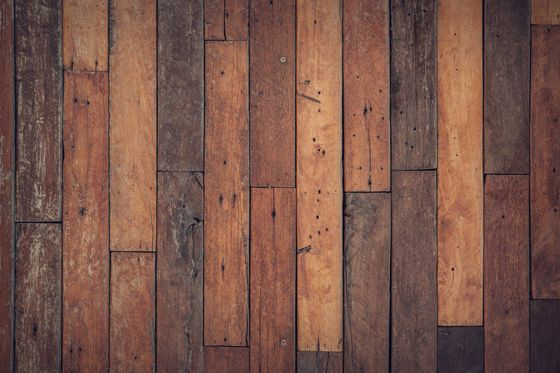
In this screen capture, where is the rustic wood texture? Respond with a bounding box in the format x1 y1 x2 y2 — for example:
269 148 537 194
157 172 204 372
531 26 560 299
15 223 61 373
297 352 343 373
344 193 390 372
531 300 560 372
109 0 156 251
158 0 204 172
204 41 249 346
484 175 529 373
437 0 483 326
392 171 437 373
532 0 560 24
438 327 484 373
15 0 62 222
249 0 295 187
204 0 248 40
205 347 250 372
62 72 109 372
344 0 390 191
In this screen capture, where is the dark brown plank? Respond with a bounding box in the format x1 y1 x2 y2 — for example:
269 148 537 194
344 193 390 372
297 352 342 373
15 0 62 221
158 0 203 172
390 0 437 170
438 327 484 373
204 0 248 40
157 172 203 372
249 0 295 187
484 175 529 373
15 223 61 373
205 347 249 373
531 300 560 372
391 171 437 372
484 0 530 173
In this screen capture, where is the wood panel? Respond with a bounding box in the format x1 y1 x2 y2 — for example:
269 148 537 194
15 223 61 373
158 0 204 172
437 0 483 326
204 41 249 346
484 175 529 373
343 0 389 191
204 0 248 40
205 347 249 372
62 72 109 372
297 352 342 373
531 300 560 372
344 193 390 372
532 0 560 24
392 171 436 372
249 0 295 187
438 327 484 373
157 172 203 372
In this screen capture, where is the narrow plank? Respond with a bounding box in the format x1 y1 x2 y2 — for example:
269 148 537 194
297 352 342 373
437 0 483 326
157 172 204 372
484 175 529 373
204 0 224 40
15 0 62 221
484 0 530 173
344 0 389 191
531 300 560 372
531 26 560 299
250 188 296 373
392 171 437 372
296 0 343 352
15 223 61 373
110 252 155 372
204 0 248 40
532 0 560 24
158 0 204 171
344 193 390 372
438 327 484 373
205 347 249 373
249 0 295 187
204 41 249 346
109 0 156 251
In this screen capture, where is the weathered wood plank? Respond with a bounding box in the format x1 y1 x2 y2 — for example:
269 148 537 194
296 0 342 352
109 0 156 251
531 300 560 372
532 0 560 24
344 193 390 372
297 352 342 373
437 0 483 326
204 0 248 40
392 171 437 372
62 72 109 372
438 327 484 373
204 41 249 346
205 347 249 372
157 172 203 372
484 175 529 373
204 0 224 39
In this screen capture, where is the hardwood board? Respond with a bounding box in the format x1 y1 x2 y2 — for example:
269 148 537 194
438 327 484 373
297 352 342 373
205 347 249 372
532 0 560 24
531 300 560 372
204 0 248 40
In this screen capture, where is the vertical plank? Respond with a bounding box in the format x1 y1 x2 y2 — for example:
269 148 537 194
438 327 484 373
110 252 155 372
157 172 204 372
531 300 560 372
158 0 204 171
204 41 249 346
297 352 342 373
437 0 483 326
532 0 560 24
249 0 295 187
250 188 295 373
109 0 156 251
15 0 62 221
204 0 224 40
296 0 343 352
344 193 390 372
484 175 529 373
62 72 109 372
204 0 248 40
391 171 437 372
15 223 61 373
205 347 249 372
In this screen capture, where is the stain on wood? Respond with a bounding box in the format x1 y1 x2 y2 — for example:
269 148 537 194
205 347 249 372
204 0 248 40
297 352 342 373
532 0 560 24
438 327 484 373
531 300 560 372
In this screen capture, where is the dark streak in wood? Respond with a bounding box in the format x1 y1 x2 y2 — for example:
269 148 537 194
531 300 560 372
297 351 342 373
438 327 483 373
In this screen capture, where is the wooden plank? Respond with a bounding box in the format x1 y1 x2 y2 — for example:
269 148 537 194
250 188 295 372
204 0 224 39
15 223 61 373
15 0 62 222
63 0 107 71
296 0 342 352
531 300 560 372
484 175 529 373
437 0 483 326
531 26 560 299
157 172 204 372
532 0 560 24
344 193 390 372
249 0 295 187
484 0 530 173
204 41 249 346
205 347 249 372
158 0 204 172
109 0 156 251
438 327 484 373
110 252 155 372
392 171 437 372
297 352 342 373
62 72 109 372
204 0 248 40
344 0 390 191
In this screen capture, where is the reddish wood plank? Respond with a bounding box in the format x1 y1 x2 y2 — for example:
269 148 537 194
438 327 484 373
297 352 342 373
204 0 248 40
205 347 249 372
532 0 560 24
531 300 560 372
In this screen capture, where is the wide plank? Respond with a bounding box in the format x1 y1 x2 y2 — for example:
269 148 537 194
531 300 560 372
532 0 560 24
205 347 249 373
438 327 484 373
204 0 248 40
297 352 342 373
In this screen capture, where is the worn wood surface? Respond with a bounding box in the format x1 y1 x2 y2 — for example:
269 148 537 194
531 300 560 372
204 0 248 40
205 347 249 372
532 0 560 24
297 352 343 373
438 327 484 373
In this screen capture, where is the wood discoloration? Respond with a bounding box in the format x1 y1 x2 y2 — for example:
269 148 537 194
532 0 560 24
438 327 484 373
297 352 343 373
205 0 248 40
531 300 560 372
205 347 249 372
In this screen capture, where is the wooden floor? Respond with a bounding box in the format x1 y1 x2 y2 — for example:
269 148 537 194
1 0 560 372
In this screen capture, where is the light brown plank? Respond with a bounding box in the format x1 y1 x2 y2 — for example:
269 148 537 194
532 0 560 24
205 347 249 372
204 0 248 40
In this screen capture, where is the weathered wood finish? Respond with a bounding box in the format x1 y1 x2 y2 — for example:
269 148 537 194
531 300 560 372
205 347 250 372
297 352 343 373
532 0 560 24
204 0 248 40
438 327 484 373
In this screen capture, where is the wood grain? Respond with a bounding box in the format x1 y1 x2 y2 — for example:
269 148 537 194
531 300 560 372
297 352 342 373
205 347 249 372
204 41 249 346
437 0 483 326
532 0 560 24
109 0 156 251
204 0 248 40
296 0 343 352
438 327 484 373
